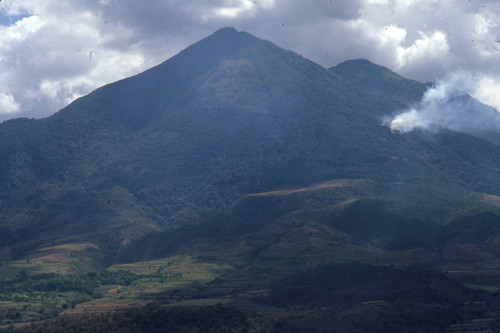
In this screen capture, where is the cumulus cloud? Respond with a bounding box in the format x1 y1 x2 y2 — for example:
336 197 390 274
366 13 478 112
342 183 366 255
0 0 149 120
474 75 500 111
0 92 20 114
389 72 500 134
0 0 499 121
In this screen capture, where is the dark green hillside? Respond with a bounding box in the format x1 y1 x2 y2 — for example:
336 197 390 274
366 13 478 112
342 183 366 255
1 27 500 259
0 26 499 260
1 28 500 331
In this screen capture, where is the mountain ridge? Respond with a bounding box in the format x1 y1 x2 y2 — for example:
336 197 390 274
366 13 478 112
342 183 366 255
2 28 500 250
330 58 430 107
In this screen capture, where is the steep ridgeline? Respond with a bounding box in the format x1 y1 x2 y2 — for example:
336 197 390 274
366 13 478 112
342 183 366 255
0 27 500 265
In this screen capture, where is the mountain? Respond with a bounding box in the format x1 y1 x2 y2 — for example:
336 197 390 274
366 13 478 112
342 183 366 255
2 27 500 331
329 58 430 105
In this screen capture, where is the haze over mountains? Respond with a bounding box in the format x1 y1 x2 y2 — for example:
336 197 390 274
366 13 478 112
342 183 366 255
2 27 500 331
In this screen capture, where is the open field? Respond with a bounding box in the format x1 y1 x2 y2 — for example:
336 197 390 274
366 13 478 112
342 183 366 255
245 179 367 197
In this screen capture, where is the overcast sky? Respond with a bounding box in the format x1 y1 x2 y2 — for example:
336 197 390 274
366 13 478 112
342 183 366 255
0 0 499 121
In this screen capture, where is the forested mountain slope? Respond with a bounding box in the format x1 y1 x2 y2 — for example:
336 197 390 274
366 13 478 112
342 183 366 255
1 28 500 263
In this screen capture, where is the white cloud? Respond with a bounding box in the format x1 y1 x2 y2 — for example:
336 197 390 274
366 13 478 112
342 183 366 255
206 0 276 20
473 76 500 111
395 30 450 69
0 92 20 114
366 0 390 5
0 0 148 119
0 15 44 44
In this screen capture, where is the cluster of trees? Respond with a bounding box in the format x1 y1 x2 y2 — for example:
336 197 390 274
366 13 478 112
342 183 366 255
1 271 142 297
0 270 145 325
5 305 270 333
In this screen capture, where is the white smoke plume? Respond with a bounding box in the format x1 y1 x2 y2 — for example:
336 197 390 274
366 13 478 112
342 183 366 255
389 73 500 134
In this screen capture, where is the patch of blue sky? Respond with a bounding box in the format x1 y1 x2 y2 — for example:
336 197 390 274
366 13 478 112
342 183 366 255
0 11 31 27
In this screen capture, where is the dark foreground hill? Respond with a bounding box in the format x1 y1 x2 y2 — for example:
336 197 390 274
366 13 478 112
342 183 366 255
1 28 500 331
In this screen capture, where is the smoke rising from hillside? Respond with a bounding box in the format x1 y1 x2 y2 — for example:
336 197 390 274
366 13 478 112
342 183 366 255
389 73 500 134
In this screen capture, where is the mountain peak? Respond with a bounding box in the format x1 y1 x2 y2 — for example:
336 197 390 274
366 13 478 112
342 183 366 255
330 59 402 82
155 26 257 73
336 58 378 67
330 59 426 103
212 26 239 35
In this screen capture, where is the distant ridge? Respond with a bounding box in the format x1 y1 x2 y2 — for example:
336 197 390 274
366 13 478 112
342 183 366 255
330 58 428 104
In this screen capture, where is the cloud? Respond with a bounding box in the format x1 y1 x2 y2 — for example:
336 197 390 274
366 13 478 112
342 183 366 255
474 75 500 110
0 92 20 114
389 72 500 134
0 0 499 121
395 30 450 69
200 0 277 20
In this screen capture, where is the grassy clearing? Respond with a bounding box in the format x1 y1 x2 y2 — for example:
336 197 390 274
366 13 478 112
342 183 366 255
164 298 231 307
55 255 234 316
464 284 500 293
479 193 500 206
62 297 151 315
448 318 495 333
109 254 232 283
360 300 388 305
0 242 100 281
5 260 77 278
245 179 365 197
0 252 235 324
